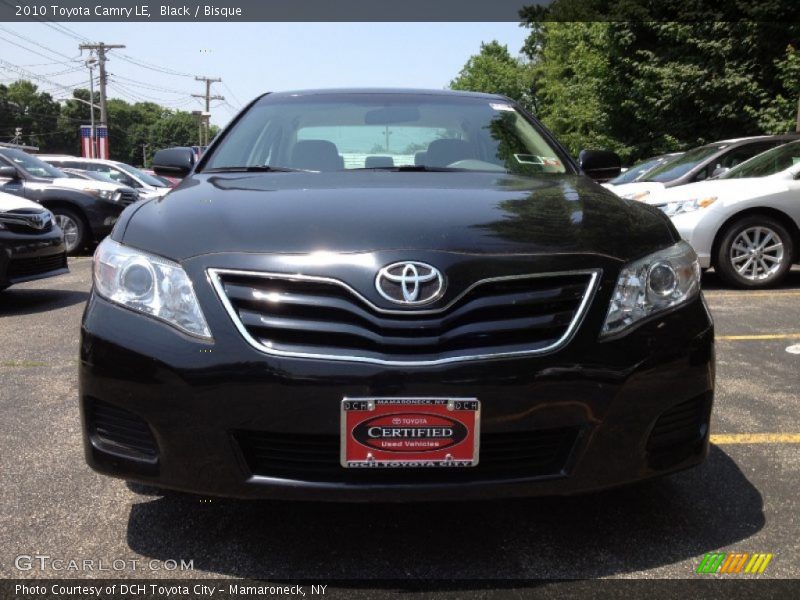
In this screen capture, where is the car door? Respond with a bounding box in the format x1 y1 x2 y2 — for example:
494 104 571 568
0 156 27 198
693 142 778 182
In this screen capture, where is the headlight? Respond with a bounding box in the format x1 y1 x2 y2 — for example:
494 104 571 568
659 197 716 217
93 238 212 339
84 188 119 202
601 241 700 337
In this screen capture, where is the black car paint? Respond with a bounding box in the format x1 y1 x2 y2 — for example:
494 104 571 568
80 89 714 500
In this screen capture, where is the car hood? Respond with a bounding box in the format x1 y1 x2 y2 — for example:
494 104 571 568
0 191 42 212
609 181 666 201
117 171 676 262
646 175 792 206
53 177 125 192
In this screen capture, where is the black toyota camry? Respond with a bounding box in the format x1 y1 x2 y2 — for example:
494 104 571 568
80 89 714 501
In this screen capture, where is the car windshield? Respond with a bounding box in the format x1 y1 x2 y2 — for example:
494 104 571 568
0 148 66 178
640 145 724 182
114 162 170 187
609 156 671 185
203 93 570 176
721 140 800 179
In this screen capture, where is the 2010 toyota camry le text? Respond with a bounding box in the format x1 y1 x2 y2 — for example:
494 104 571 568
79 89 715 501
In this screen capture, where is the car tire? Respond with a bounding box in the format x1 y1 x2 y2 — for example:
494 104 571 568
52 207 87 255
715 215 794 289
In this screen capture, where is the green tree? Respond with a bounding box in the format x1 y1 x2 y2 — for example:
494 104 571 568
450 41 536 111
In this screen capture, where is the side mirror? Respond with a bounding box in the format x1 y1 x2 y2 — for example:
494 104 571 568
0 165 19 179
578 149 621 182
152 147 195 178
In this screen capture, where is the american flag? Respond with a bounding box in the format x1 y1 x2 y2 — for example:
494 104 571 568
80 125 110 159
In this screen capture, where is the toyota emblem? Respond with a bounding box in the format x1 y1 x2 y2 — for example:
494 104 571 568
375 261 445 306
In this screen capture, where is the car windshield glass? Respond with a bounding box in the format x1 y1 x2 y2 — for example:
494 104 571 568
204 93 570 176
721 140 800 179
0 149 66 178
641 145 724 182
609 156 665 185
114 162 170 187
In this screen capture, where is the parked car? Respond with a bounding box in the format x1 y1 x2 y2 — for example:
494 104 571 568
37 155 172 201
60 168 141 202
142 168 181 188
0 191 68 291
611 134 800 201
80 88 713 501
0 148 138 254
603 152 683 187
647 139 800 288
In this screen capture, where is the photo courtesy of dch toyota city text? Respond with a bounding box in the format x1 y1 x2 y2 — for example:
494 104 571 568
0 1 798 599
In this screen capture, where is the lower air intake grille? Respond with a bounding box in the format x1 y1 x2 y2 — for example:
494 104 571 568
7 253 67 280
234 428 579 483
87 398 158 460
647 393 712 469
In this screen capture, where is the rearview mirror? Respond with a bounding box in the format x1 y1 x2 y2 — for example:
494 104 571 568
152 147 195 178
578 149 621 182
0 165 19 179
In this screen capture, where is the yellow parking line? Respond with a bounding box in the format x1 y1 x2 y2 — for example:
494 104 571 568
711 433 800 444
705 291 800 298
716 333 800 341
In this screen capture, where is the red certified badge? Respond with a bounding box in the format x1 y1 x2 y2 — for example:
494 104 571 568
341 398 480 468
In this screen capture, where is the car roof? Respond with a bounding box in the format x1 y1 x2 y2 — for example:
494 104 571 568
263 88 510 101
715 134 800 144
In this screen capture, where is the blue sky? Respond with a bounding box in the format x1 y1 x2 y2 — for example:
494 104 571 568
1 22 530 127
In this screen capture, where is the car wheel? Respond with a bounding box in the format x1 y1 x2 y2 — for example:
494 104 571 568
52 208 86 255
715 216 794 288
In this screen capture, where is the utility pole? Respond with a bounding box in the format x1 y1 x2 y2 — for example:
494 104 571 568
192 76 223 146
79 42 125 126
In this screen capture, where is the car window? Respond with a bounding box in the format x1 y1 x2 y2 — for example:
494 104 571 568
722 140 800 179
641 145 725 182
698 143 776 180
609 156 665 185
86 164 139 188
0 149 67 178
205 94 570 176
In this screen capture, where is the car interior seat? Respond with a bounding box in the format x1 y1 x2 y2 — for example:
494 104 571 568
290 140 344 171
425 139 475 167
364 156 395 168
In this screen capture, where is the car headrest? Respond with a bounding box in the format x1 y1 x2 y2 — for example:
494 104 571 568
291 140 342 171
425 139 475 167
365 156 394 168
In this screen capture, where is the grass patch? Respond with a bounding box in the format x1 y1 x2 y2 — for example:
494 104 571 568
1 360 47 368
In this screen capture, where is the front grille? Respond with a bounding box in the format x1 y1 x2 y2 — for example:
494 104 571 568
7 252 67 280
212 269 598 364
118 191 138 206
235 428 579 483
647 393 712 469
86 398 158 459
0 208 53 233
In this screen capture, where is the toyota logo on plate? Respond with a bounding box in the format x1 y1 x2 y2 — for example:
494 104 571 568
375 261 445 306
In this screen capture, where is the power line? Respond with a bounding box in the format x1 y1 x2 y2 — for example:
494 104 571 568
79 42 126 125
0 25 81 63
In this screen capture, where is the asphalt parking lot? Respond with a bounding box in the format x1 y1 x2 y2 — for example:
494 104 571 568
1 258 798 583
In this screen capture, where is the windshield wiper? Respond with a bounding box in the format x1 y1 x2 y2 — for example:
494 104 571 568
204 165 304 173
348 165 467 172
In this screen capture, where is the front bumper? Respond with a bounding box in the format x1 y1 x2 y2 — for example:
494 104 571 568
79 286 715 502
0 228 68 289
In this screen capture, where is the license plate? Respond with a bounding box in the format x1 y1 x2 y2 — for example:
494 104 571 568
341 398 480 468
